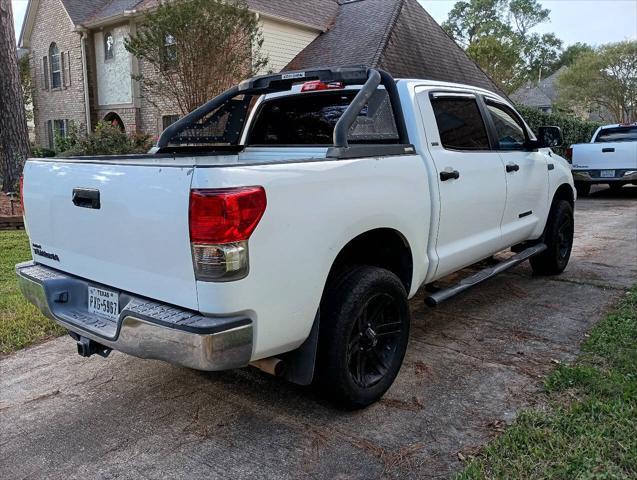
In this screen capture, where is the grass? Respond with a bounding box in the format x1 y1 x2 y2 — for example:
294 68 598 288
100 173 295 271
457 287 637 480
0 230 65 354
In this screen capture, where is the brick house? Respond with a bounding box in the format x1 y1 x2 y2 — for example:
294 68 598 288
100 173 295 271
19 0 502 150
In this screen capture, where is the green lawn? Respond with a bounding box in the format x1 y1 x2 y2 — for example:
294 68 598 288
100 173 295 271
457 287 637 479
0 231 65 354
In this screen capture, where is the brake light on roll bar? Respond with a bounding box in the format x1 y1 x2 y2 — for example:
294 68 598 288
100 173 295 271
301 80 345 92
189 187 266 281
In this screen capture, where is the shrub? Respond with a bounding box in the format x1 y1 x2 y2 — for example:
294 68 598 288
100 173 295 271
516 105 602 155
30 145 56 158
60 122 154 157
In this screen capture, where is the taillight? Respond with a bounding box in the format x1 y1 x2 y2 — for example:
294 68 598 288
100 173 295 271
565 147 573 163
301 80 344 92
189 186 266 281
19 176 25 213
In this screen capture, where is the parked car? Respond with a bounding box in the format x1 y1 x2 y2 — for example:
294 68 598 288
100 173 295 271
568 123 637 196
16 67 575 408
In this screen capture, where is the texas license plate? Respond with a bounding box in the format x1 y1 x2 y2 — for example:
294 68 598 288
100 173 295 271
88 286 119 321
600 170 615 178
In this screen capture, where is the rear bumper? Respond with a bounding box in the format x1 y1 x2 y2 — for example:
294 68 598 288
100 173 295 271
15 262 253 371
572 170 637 184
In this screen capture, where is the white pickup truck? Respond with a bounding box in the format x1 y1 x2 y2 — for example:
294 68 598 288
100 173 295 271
569 123 637 196
17 67 575 408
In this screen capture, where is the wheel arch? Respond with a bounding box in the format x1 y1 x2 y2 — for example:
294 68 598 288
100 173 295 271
552 183 575 210
325 228 414 294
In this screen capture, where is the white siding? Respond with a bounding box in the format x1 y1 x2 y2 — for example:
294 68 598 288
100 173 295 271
259 17 319 73
94 25 133 106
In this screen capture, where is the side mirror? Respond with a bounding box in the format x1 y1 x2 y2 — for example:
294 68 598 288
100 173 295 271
536 126 564 148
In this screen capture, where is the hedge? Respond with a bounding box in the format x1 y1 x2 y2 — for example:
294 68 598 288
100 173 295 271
516 105 603 156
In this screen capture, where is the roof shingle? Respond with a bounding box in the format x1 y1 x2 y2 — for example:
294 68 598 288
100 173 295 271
63 0 338 30
248 0 338 31
286 0 400 69
60 0 110 24
287 0 503 95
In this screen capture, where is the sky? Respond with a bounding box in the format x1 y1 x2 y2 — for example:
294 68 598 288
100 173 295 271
11 0 637 47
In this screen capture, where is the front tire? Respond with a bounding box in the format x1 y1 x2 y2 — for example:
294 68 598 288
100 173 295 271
315 266 410 409
530 200 574 276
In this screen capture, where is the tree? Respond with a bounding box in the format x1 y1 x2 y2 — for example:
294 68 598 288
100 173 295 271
466 35 524 92
524 32 562 83
443 0 563 93
18 55 33 122
442 0 507 47
125 0 267 115
0 0 30 193
508 0 549 36
558 41 637 123
554 42 594 70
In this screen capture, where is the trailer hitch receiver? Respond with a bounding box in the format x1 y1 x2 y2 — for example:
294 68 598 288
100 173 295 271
70 332 112 358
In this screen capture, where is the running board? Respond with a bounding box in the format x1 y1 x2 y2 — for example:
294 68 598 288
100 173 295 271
425 243 547 307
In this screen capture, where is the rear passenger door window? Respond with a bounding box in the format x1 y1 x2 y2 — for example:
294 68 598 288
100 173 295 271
485 101 527 150
430 97 490 151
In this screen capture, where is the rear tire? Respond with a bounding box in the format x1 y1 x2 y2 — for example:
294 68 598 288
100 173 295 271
315 266 410 409
575 182 591 197
530 200 574 276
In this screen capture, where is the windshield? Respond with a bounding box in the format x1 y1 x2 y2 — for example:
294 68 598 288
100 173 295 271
595 126 637 143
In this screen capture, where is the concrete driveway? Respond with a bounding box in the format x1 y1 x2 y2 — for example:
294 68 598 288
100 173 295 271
1 187 636 480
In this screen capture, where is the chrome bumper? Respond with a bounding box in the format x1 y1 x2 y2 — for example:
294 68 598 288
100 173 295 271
572 170 637 183
15 262 253 371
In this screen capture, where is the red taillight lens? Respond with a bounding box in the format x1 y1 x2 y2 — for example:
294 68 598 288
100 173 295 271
301 80 344 92
189 186 267 244
565 147 573 163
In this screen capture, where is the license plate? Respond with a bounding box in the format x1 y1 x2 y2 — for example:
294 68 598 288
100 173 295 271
600 170 615 178
88 286 119 321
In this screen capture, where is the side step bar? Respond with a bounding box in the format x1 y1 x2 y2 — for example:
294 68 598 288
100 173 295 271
425 243 547 307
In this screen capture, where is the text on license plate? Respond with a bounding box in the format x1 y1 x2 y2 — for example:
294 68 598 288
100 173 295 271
88 286 119 321
600 170 615 178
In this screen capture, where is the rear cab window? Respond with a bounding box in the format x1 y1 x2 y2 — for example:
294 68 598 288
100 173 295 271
594 126 637 143
247 90 399 146
430 96 490 150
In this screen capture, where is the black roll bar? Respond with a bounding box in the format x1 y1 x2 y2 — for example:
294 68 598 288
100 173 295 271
156 66 411 153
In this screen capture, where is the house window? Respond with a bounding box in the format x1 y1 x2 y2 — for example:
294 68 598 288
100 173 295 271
163 34 177 66
47 119 69 150
49 43 62 89
104 32 115 60
162 115 180 130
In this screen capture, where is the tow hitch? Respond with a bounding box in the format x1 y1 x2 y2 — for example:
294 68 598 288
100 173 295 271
69 332 112 358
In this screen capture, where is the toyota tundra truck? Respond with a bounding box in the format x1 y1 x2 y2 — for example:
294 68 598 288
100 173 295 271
17 67 575 408
569 123 637 196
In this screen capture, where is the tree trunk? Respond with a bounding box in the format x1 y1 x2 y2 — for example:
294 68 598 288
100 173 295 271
0 0 30 193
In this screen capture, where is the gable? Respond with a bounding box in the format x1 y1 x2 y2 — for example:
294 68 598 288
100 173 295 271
20 0 76 48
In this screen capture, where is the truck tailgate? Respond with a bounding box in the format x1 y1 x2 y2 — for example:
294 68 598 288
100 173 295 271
23 159 198 310
573 142 637 170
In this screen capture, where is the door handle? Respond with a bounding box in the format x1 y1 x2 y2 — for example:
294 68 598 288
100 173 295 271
440 170 460 181
72 188 101 209
506 163 520 173
602 148 615 153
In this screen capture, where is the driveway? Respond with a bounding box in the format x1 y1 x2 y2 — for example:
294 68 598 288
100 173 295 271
1 187 636 480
